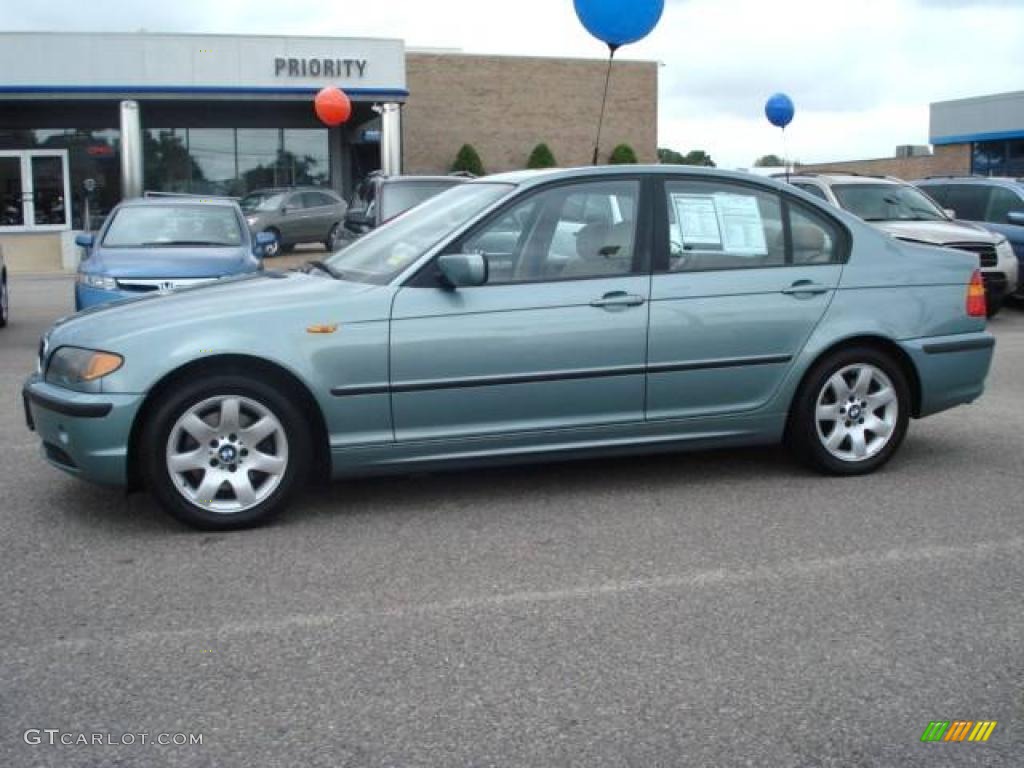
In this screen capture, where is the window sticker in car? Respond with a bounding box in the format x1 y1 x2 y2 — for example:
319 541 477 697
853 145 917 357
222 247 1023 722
671 194 722 247
715 193 768 256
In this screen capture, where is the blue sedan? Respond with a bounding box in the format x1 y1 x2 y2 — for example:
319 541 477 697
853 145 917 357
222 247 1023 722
26 166 994 530
74 198 275 309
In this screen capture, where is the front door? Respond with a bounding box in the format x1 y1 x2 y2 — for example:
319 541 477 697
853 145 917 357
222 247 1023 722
390 177 653 442
0 150 71 232
646 176 845 420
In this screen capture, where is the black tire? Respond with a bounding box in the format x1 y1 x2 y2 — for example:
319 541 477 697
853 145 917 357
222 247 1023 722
324 223 342 252
141 374 311 530
0 272 8 328
786 346 911 476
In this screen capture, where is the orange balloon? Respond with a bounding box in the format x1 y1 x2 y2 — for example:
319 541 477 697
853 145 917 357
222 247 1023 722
314 87 352 126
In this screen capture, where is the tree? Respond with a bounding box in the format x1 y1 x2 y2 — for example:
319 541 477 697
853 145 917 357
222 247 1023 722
608 144 638 165
526 143 557 169
680 150 715 167
451 144 484 176
753 154 785 167
657 147 687 164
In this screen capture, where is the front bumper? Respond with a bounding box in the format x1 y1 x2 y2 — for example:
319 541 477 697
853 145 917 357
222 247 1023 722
23 374 144 486
74 283 137 310
899 332 995 418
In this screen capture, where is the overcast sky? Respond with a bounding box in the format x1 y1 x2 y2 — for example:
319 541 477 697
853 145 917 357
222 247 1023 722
6 0 1024 168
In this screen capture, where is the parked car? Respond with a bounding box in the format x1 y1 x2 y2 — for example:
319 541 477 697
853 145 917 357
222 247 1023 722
340 173 470 246
74 198 273 310
240 187 348 257
25 166 995 530
913 176 1024 301
786 173 1018 316
0 242 8 328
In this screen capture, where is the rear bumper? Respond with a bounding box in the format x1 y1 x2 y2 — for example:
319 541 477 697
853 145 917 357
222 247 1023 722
23 374 143 486
899 332 995 418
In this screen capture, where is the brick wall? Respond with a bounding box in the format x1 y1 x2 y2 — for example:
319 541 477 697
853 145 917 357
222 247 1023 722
403 52 658 174
796 143 971 180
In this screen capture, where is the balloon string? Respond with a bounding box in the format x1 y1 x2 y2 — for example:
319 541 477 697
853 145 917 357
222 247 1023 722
592 45 618 166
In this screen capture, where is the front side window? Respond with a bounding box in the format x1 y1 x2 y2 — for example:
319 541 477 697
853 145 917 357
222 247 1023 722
102 205 242 247
831 183 947 222
325 182 514 285
459 179 640 284
664 180 785 271
985 186 1023 223
942 185 988 221
239 192 285 212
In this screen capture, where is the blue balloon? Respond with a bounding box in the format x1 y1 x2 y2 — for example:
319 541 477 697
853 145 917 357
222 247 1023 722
574 0 665 48
765 93 795 129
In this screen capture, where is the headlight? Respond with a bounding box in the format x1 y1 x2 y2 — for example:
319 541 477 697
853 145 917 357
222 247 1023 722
77 272 117 290
45 346 124 387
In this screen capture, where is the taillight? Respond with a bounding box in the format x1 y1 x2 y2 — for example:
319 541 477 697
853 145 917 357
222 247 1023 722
966 270 986 318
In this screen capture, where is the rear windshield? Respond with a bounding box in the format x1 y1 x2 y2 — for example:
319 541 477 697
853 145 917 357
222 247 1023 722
103 205 243 248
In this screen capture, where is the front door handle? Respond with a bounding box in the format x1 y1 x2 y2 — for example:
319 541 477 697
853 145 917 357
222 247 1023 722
781 281 830 296
590 291 646 309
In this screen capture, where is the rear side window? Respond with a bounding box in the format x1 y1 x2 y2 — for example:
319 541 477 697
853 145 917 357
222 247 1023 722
659 180 844 272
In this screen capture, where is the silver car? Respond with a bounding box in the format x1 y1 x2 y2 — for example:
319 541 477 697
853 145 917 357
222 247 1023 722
240 187 348 257
787 173 1018 316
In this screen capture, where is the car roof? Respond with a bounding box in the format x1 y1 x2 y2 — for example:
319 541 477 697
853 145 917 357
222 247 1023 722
915 176 1024 187
479 165 813 194
381 175 469 184
120 197 240 208
787 174 906 186
244 186 338 195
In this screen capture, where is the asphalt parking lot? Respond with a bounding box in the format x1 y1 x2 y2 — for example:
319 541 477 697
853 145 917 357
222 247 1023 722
1 274 1022 767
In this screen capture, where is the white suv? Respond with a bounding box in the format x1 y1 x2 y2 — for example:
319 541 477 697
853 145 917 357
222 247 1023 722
786 173 1018 316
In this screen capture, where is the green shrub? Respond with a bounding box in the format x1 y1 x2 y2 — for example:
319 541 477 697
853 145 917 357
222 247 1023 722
527 143 557 169
608 144 638 165
451 144 484 176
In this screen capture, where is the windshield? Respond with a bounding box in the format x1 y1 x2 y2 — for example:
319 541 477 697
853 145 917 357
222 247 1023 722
102 205 243 247
325 182 514 284
379 181 462 222
832 183 947 222
239 192 285 212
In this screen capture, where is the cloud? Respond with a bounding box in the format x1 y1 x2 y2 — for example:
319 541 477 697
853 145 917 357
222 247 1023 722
3 0 1023 168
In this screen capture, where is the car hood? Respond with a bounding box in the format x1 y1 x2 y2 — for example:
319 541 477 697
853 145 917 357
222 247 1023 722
873 219 999 246
49 270 386 349
85 247 252 277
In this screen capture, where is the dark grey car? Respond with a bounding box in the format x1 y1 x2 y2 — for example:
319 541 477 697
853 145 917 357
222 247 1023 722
240 187 348 257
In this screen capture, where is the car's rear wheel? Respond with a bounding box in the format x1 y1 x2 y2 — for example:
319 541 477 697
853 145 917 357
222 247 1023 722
787 347 910 475
0 271 8 327
325 223 342 252
141 375 310 530
262 229 281 258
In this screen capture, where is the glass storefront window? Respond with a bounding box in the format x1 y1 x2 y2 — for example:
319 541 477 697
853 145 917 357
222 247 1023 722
282 129 329 187
237 129 280 192
188 129 237 196
972 139 1024 178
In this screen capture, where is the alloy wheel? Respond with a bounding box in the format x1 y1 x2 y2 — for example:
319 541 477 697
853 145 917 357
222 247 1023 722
814 363 898 462
165 395 289 514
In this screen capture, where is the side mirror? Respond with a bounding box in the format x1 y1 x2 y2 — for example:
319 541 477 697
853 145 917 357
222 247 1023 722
943 208 957 220
437 252 488 288
1007 210 1024 226
254 231 276 255
75 233 94 249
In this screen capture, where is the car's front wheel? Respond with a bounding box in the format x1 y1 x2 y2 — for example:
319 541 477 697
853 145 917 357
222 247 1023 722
141 375 310 529
787 347 910 475
325 223 342 252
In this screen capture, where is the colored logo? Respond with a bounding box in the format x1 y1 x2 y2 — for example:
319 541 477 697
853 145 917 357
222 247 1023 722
921 720 997 743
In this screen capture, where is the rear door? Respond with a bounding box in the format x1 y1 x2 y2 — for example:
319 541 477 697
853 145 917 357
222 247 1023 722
647 176 846 420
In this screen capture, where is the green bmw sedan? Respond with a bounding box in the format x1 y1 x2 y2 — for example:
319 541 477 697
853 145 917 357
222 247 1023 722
24 167 995 530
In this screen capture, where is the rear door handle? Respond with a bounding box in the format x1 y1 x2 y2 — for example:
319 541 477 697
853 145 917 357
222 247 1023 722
781 281 831 296
590 291 646 309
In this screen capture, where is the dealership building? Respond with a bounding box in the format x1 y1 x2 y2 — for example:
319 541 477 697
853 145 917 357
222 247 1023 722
799 90 1024 180
0 31 658 271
